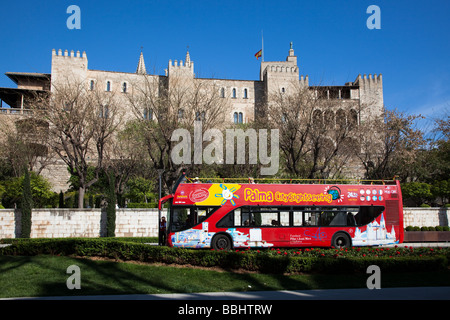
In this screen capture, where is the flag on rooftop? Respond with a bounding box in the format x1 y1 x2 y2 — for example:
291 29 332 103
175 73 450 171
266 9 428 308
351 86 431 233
254 49 262 60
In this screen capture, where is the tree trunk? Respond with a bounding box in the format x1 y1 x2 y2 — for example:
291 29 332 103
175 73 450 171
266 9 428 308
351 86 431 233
78 186 85 208
21 168 33 238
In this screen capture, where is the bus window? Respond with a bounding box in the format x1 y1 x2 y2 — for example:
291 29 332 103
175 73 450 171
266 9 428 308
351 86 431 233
242 207 252 226
280 210 289 226
171 206 190 232
346 208 359 226
216 209 235 228
249 207 290 227
234 208 241 226
355 206 384 226
170 206 219 232
293 210 303 226
322 210 347 226
258 209 278 226
304 211 320 226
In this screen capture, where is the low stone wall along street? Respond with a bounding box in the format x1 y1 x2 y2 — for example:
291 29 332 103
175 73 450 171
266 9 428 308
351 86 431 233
403 207 449 228
0 207 448 239
0 208 160 239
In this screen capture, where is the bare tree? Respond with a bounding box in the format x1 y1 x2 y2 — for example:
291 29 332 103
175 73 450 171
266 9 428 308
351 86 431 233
31 75 124 207
266 82 361 179
1 114 62 181
126 74 229 192
353 108 426 181
103 123 149 206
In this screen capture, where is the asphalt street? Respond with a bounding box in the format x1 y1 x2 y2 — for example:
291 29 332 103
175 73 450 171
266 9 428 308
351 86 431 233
3 287 450 300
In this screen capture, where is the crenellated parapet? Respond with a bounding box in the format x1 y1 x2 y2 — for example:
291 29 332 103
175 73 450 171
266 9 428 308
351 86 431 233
50 49 88 89
167 50 194 78
52 48 87 59
354 73 383 87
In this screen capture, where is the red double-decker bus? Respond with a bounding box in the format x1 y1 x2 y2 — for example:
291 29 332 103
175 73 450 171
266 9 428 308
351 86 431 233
159 175 403 249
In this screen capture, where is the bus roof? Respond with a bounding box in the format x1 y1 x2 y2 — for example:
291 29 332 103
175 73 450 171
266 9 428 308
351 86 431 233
185 176 399 185
171 179 401 207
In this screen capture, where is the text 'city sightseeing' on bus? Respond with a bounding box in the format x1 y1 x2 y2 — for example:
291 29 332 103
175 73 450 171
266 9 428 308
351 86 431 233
158 174 403 249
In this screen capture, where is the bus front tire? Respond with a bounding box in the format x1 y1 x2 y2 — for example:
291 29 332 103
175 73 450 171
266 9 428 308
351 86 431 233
212 234 232 250
332 232 351 249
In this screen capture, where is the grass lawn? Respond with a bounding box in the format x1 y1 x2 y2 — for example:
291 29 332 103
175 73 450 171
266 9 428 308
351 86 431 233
1 254 450 298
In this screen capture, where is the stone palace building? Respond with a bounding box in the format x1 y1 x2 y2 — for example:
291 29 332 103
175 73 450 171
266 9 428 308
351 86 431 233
0 44 384 190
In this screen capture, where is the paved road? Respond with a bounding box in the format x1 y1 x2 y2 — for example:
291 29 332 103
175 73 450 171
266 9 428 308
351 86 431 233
4 287 450 300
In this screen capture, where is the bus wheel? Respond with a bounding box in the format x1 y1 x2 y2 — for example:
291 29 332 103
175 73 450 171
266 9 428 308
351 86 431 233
332 232 351 249
212 234 232 250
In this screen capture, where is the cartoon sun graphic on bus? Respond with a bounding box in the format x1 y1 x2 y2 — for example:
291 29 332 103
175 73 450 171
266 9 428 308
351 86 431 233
215 184 240 206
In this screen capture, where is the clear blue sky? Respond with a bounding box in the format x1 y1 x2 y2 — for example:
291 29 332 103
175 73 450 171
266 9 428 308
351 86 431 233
1 0 449 127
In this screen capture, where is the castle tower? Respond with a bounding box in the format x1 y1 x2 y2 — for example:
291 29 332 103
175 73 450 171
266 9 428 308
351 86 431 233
353 73 383 120
167 49 195 92
168 49 194 78
51 49 88 91
136 50 147 75
260 43 307 99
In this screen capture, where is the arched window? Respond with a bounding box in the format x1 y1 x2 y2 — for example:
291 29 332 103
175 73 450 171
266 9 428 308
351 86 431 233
89 80 95 91
106 81 111 92
196 111 205 121
233 112 238 124
324 110 335 127
313 109 323 126
336 109 346 129
122 82 127 93
220 88 225 98
349 109 358 127
243 88 248 99
178 109 184 120
238 112 243 124
143 108 152 120
232 88 236 98
99 105 109 118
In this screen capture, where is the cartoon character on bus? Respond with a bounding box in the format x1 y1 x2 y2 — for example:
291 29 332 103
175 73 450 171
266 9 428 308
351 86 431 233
215 184 240 206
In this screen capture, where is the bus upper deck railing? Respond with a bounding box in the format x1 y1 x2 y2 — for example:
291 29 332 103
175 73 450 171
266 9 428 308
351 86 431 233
184 176 399 185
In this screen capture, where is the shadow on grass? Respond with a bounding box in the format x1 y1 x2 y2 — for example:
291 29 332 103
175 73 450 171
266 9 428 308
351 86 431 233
0 255 332 298
3 255 448 299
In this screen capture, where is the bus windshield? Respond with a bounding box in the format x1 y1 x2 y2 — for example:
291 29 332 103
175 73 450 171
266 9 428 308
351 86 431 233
170 206 219 232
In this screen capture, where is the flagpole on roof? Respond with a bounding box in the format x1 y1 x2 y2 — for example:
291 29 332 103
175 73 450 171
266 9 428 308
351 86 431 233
261 30 264 62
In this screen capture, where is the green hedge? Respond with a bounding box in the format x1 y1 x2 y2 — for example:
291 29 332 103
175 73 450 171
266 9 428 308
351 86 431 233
1 238 449 274
405 226 450 231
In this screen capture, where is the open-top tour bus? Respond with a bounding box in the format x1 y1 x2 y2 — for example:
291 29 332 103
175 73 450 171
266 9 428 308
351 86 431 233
159 174 403 249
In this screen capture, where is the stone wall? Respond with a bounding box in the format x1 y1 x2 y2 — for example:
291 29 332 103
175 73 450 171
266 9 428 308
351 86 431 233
0 207 448 239
0 208 159 239
403 207 449 228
